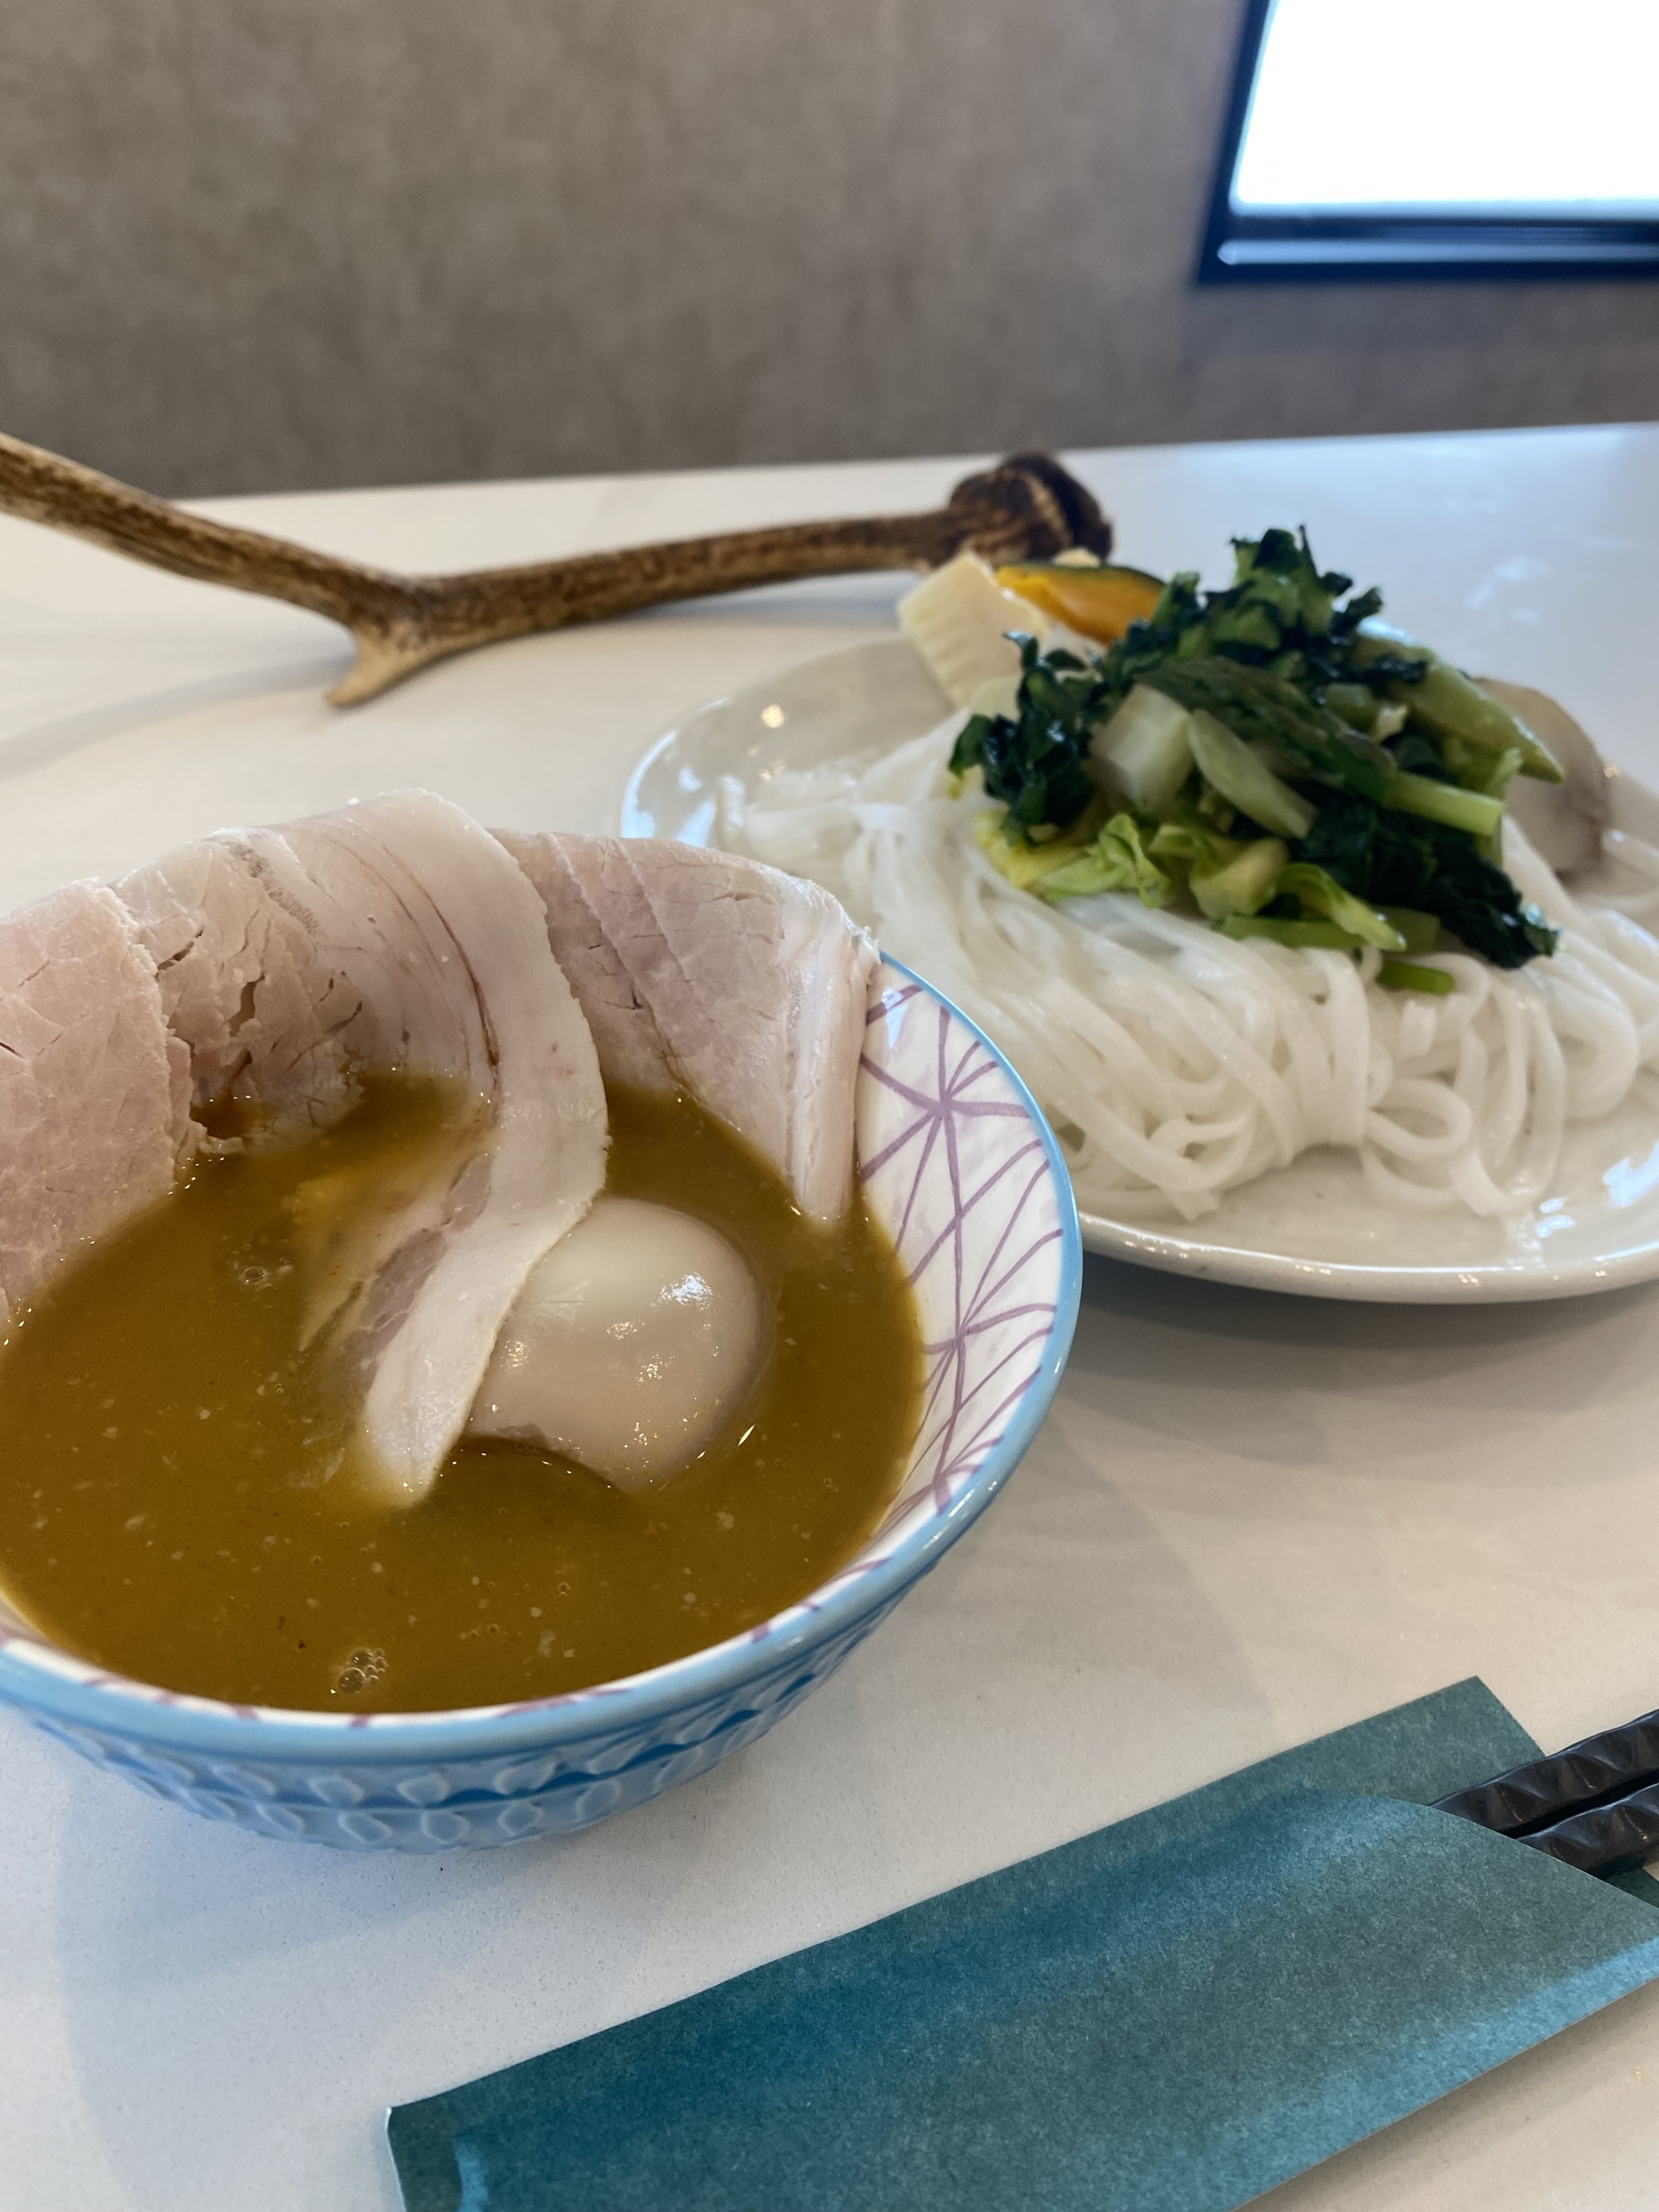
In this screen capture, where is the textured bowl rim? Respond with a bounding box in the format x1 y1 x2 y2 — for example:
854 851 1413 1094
0 958 1082 1764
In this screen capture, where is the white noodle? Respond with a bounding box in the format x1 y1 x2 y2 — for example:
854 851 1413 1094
716 718 1659 1221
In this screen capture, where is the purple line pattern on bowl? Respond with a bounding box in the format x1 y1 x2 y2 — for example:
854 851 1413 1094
0 960 1082 1850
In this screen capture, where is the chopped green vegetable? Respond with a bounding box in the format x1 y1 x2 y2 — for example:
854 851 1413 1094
949 634 1097 834
1188 836 1289 920
1219 917 1369 950
1385 771 1505 841
1378 959 1456 995
1147 823 1203 861
1441 737 1524 800
1275 863 1405 950
1141 659 1394 804
1038 813 1177 905
1147 821 1234 869
971 803 1107 890
1095 529 1418 708
1186 711 1315 840
1380 907 1439 955
1322 681 1382 732
1352 626 1564 783
945 527 1562 973
1298 793 1557 968
1091 684 1194 815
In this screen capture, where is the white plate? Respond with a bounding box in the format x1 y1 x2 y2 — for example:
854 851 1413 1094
624 635 1659 1302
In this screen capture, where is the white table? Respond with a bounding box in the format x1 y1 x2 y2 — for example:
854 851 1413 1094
4 427 1659 2211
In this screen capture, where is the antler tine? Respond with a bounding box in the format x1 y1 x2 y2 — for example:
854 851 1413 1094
0 431 1112 707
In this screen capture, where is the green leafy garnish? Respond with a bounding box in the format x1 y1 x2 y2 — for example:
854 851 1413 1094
950 635 1097 833
1275 863 1404 950
1297 794 1557 968
950 525 1563 971
1139 659 1395 804
1036 814 1176 906
1219 916 1371 950
1378 959 1456 995
1096 528 1425 713
1380 908 1440 955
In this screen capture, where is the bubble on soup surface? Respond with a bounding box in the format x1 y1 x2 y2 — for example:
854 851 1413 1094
335 1647 388 1695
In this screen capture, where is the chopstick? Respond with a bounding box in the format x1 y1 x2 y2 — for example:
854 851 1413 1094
0 432 1111 708
1435 1709 1659 1875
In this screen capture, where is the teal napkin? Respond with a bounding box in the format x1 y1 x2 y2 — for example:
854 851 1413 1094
388 1680 1659 2212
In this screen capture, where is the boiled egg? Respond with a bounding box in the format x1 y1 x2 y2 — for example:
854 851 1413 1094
467 1197 766 1491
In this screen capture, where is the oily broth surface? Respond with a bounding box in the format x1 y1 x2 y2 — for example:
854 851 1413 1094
0 1079 922 1712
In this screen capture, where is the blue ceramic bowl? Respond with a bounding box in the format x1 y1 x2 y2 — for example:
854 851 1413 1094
0 961 1080 1850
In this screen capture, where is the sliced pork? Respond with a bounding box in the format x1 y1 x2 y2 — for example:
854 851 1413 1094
116 793 608 1499
1 798 871 1511
0 883 183 1331
496 832 877 1222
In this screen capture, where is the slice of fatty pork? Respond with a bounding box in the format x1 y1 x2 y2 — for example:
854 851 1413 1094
116 791 608 1501
0 882 185 1332
496 830 877 1223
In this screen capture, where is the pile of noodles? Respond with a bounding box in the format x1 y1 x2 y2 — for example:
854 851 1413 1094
711 720 1659 1223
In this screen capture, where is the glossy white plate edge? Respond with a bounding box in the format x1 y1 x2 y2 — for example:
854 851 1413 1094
624 635 1659 1304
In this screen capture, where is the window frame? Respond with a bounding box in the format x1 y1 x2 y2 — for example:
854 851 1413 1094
1197 0 1659 284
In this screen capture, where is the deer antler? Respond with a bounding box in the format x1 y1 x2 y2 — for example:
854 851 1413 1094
0 433 1111 707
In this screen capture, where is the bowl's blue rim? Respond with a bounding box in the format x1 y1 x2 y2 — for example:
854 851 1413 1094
0 957 1082 1765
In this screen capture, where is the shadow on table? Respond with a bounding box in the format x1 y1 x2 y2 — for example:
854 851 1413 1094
0 658 347 786
1069 1253 1659 1476
1079 1250 1659 1355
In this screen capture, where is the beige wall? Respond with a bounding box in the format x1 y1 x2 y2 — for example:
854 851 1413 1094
6 0 1659 499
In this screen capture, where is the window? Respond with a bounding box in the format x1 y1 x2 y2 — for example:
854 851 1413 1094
1199 0 1659 280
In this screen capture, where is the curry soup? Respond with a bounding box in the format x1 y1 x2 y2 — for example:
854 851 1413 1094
0 1080 921 1712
